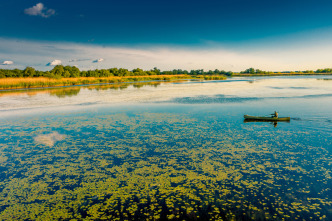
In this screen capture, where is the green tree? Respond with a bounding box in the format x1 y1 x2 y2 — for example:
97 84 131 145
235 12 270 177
109 68 119 76
99 69 111 77
23 67 36 77
63 70 71 78
132 68 145 76
242 68 256 74
153 67 161 75
118 68 130 77
64 66 81 78
51 65 65 78
0 69 5 78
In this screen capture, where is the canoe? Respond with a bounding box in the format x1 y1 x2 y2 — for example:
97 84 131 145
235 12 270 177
244 115 290 121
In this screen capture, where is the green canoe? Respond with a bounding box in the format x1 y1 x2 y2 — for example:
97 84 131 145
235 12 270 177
244 115 290 121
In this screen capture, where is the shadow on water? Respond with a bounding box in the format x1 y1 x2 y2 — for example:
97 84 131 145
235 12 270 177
165 93 332 105
269 86 312 90
243 119 291 127
168 95 261 104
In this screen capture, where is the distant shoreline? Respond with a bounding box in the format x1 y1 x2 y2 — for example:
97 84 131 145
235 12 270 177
1 73 331 90
231 72 332 77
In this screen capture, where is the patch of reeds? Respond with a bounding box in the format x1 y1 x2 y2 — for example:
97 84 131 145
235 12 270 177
0 75 194 90
196 75 227 80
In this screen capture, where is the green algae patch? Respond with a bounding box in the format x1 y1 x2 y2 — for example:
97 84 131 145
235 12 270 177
0 111 331 220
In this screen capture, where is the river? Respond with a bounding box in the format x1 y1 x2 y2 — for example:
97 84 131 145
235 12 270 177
0 75 331 220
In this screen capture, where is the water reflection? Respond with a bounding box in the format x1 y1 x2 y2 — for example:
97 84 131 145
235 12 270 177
49 88 81 98
86 81 162 91
34 131 66 147
243 119 291 127
1 76 332 113
0 87 82 98
0 81 163 98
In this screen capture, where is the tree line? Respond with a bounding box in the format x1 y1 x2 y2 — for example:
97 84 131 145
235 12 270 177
0 66 234 78
1 66 332 78
240 67 332 74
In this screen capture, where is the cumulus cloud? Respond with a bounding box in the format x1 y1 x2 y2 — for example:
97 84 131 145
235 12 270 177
93 58 104 63
47 59 62 66
2 61 14 65
3 32 332 72
34 132 66 147
24 3 55 18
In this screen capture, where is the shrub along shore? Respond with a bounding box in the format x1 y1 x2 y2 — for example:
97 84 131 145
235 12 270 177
0 66 331 90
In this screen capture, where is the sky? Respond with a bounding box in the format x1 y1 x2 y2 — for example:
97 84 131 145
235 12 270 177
1 0 332 71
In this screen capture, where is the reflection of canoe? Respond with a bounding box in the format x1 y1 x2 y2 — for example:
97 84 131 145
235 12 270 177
244 115 290 121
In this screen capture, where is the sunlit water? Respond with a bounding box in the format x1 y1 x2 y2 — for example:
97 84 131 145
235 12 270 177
0 76 331 220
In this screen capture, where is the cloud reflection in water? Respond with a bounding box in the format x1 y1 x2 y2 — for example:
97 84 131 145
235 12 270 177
34 132 66 147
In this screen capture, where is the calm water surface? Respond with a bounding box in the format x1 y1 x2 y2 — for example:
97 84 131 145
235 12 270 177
0 76 331 220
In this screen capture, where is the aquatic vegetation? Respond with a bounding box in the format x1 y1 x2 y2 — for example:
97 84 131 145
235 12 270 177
0 75 193 90
0 110 330 220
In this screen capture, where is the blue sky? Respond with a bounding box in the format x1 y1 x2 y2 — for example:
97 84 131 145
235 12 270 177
1 0 332 71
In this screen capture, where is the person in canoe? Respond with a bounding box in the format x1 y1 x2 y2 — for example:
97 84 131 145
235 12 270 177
271 111 278 118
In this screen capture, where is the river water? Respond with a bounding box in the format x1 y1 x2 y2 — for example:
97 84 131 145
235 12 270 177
0 76 331 220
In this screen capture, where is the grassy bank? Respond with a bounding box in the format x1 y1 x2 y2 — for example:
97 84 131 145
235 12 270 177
3 71 330 90
0 75 227 90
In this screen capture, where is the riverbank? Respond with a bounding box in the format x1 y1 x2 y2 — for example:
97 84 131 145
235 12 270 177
0 75 227 90
232 72 332 77
1 72 331 90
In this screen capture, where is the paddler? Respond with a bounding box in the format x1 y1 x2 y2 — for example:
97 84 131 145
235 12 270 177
272 111 278 118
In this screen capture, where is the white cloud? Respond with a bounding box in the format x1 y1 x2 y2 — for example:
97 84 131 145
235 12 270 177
24 3 55 18
2 34 332 72
2 60 14 65
48 59 62 66
93 58 104 63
